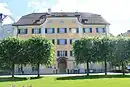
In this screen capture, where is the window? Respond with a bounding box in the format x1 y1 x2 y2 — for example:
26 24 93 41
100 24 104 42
32 66 37 72
70 51 74 56
45 28 55 34
57 39 67 45
18 29 28 34
57 51 67 57
96 28 105 33
57 28 67 33
69 28 79 33
32 28 41 34
83 28 92 33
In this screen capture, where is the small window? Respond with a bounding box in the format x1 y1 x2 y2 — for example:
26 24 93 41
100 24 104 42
18 29 28 34
32 66 37 72
45 28 55 34
57 28 67 33
57 39 67 45
57 51 67 57
83 28 92 33
96 28 105 33
32 28 41 34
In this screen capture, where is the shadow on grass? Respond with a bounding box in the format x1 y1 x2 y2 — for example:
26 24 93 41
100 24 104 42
57 75 130 80
0 77 43 82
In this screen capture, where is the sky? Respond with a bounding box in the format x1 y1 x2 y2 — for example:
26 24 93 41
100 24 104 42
0 0 130 35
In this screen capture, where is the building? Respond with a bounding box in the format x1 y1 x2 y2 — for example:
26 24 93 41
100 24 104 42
0 24 17 40
13 9 110 74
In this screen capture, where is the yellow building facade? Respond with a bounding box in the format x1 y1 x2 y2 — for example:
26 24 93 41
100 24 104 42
13 10 110 74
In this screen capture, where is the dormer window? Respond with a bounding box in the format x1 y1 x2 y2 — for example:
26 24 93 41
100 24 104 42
84 20 87 23
83 19 88 23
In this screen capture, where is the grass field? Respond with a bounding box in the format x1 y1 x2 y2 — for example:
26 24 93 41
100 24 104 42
0 75 130 87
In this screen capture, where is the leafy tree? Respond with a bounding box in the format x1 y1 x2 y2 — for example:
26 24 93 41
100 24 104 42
114 37 129 75
0 37 22 78
73 37 95 76
97 37 115 75
25 36 54 77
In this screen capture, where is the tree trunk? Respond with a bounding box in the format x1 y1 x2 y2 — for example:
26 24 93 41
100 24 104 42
122 62 125 75
21 64 23 75
104 60 107 75
37 63 40 77
86 61 89 76
12 63 15 78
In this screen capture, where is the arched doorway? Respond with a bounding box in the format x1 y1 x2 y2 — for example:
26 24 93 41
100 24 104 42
57 57 67 74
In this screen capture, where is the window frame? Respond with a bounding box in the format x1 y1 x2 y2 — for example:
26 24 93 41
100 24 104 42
45 28 55 34
83 28 92 33
96 28 105 33
57 28 67 33
18 28 28 34
57 51 67 57
57 39 67 45
32 28 41 34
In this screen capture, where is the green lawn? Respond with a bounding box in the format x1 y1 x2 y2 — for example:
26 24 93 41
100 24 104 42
1 75 130 87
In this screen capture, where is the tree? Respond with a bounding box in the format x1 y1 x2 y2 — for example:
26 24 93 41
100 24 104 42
73 37 95 76
25 36 54 77
115 37 129 75
0 37 22 78
97 37 115 75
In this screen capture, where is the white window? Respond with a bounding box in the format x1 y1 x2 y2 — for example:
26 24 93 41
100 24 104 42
18 29 28 34
69 28 76 33
57 39 67 45
32 28 41 34
45 28 54 34
58 28 67 33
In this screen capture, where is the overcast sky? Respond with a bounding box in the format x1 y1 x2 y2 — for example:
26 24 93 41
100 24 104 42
0 0 130 35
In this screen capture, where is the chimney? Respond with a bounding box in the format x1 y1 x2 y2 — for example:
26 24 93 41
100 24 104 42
48 8 51 14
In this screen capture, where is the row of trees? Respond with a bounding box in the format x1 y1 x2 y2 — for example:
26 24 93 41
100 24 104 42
73 36 130 76
0 36 130 77
0 36 54 78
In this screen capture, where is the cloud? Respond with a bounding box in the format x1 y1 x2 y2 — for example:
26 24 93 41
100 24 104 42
28 0 130 35
28 0 55 12
0 3 13 24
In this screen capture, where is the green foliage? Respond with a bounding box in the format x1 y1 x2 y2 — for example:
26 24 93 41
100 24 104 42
25 36 54 65
0 37 22 77
0 36 54 77
25 36 55 77
73 36 130 75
